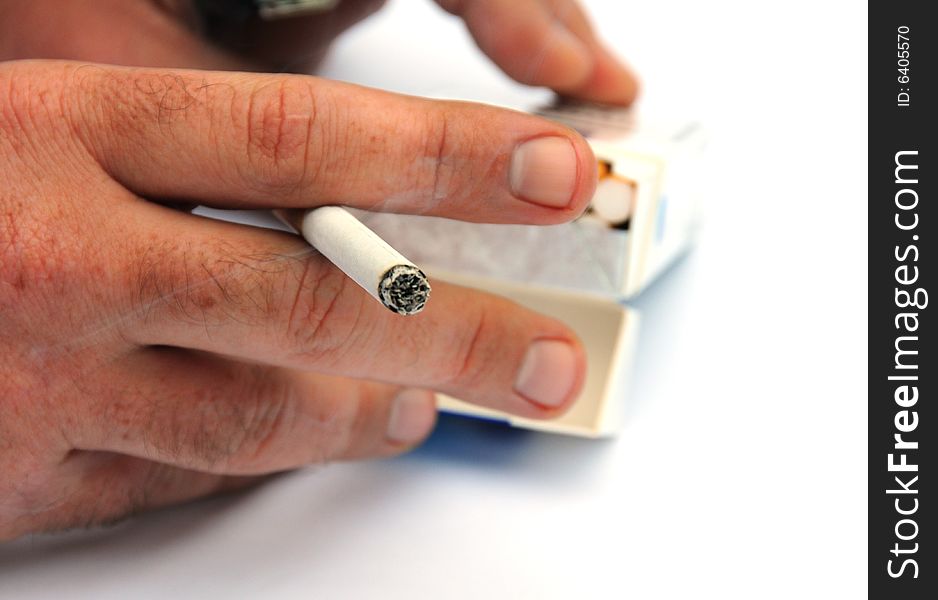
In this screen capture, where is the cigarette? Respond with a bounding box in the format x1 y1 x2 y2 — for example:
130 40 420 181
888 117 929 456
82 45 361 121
275 207 431 316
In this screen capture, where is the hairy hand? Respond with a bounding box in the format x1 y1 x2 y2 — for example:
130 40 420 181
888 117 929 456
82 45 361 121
0 0 638 104
0 60 596 539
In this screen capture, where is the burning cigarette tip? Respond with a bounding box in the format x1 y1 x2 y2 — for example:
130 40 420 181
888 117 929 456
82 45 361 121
379 265 431 315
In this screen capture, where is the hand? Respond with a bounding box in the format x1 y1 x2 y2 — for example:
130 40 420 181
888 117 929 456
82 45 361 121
0 60 596 539
0 0 638 105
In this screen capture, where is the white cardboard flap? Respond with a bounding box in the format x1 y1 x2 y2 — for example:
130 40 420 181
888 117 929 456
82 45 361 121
431 271 639 437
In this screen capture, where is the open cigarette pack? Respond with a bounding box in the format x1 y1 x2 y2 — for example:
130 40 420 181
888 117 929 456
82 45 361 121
361 102 706 437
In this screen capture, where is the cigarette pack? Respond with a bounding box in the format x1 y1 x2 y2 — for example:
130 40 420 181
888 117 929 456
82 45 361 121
534 102 707 298
361 103 706 436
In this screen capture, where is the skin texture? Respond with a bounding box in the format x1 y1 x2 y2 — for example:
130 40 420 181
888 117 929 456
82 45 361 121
0 0 638 540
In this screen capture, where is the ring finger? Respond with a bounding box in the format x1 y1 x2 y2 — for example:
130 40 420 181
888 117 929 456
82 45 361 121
69 346 437 475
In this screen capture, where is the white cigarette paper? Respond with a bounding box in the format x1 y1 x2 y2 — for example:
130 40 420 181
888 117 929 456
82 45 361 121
283 207 431 316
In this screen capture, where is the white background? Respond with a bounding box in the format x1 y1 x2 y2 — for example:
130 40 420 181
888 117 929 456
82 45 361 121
0 0 868 597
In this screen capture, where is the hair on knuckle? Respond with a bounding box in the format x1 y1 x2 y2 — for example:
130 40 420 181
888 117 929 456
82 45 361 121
170 367 296 471
129 238 296 330
227 369 298 469
73 67 236 161
239 77 317 193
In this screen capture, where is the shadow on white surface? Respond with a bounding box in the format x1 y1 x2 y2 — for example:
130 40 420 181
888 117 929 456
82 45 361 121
0 491 246 563
624 249 698 422
0 467 419 589
0 419 612 584
401 412 614 481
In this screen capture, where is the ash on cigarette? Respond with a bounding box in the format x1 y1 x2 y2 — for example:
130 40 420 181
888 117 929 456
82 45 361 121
379 265 431 316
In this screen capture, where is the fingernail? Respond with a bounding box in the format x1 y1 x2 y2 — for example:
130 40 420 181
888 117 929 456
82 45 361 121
386 389 436 444
513 340 579 408
510 136 579 208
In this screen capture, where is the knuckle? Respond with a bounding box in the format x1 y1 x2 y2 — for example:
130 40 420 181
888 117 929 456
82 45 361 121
238 78 317 193
156 386 234 469
201 367 361 470
202 369 297 470
443 307 492 389
338 384 392 458
300 384 368 466
421 105 456 207
283 260 363 366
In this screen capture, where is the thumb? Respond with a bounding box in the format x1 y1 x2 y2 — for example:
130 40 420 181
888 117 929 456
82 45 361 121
437 0 639 106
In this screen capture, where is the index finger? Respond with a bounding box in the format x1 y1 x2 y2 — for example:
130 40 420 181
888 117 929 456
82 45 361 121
57 62 597 224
